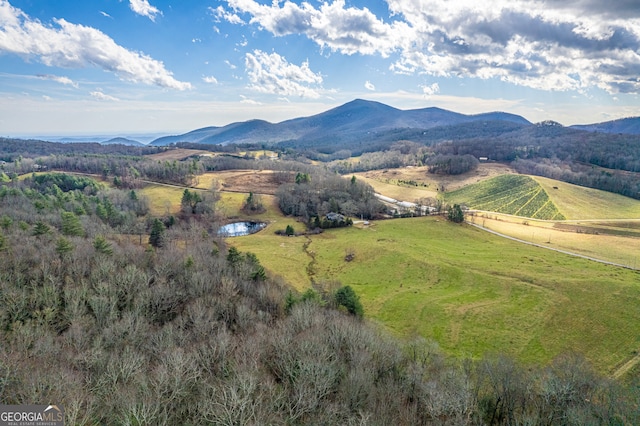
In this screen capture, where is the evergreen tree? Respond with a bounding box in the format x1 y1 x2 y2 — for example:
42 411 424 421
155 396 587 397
447 204 465 223
0 215 12 230
61 211 84 236
55 237 74 256
32 221 51 236
148 218 166 248
93 235 113 255
285 224 295 236
335 285 364 318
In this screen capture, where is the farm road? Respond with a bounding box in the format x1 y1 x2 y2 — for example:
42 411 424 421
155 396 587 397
467 221 639 271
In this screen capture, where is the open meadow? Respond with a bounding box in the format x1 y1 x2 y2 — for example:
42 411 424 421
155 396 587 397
232 216 640 376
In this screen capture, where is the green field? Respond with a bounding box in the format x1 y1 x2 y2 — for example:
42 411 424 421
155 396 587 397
446 175 565 220
534 176 640 220
232 217 640 375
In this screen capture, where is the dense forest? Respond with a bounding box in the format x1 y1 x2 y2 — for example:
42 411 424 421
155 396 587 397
0 172 638 424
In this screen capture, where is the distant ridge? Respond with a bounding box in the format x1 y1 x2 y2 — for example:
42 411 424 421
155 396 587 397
571 117 640 135
149 99 532 147
101 137 144 146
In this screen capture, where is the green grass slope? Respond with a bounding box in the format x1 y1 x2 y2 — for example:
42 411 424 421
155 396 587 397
233 217 640 375
534 176 640 220
446 174 565 220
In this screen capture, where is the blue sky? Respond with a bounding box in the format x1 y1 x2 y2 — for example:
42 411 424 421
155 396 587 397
1 0 639 137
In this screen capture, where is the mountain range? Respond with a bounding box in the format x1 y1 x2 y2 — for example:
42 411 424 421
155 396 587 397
148 99 640 148
149 99 532 147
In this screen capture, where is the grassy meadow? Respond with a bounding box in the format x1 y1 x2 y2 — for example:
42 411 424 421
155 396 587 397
233 216 640 375
534 176 640 219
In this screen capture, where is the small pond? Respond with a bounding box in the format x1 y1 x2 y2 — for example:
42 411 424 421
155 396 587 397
218 221 267 237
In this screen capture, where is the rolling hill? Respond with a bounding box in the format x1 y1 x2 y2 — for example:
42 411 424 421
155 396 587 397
446 174 566 220
149 99 531 147
571 116 640 135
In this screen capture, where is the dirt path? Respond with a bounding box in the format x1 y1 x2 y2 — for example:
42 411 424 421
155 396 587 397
467 221 639 271
612 351 640 379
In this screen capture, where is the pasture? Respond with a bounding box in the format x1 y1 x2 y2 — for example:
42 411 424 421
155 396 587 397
232 216 640 375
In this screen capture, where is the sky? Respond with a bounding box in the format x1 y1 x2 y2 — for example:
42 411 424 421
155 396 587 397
1 0 639 138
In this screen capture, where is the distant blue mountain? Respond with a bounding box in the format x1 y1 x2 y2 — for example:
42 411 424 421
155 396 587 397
571 117 640 135
149 99 532 147
101 137 144 146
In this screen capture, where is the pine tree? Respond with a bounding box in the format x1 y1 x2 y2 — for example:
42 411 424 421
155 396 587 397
55 237 74 256
335 285 364 318
447 204 464 223
93 235 113 255
32 221 51 236
61 212 84 236
148 218 166 248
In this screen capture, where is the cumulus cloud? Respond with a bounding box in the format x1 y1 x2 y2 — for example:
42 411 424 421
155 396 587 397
421 83 440 98
245 50 324 98
129 0 161 22
36 74 79 88
90 91 119 101
225 0 411 56
221 0 640 94
0 1 191 90
210 5 244 25
364 80 375 91
202 75 218 84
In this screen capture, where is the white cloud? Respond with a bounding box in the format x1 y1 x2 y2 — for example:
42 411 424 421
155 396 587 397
210 5 244 25
225 0 410 56
225 60 237 70
129 0 161 22
99 11 112 19
90 91 119 101
42 95 52 101
222 0 640 94
203 75 218 84
240 95 261 105
36 74 79 88
0 2 191 90
364 81 375 91
421 83 440 97
245 49 324 98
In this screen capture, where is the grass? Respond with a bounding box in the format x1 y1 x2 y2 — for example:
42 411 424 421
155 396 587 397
534 176 640 219
139 183 184 216
354 175 438 201
234 217 640 375
468 213 640 268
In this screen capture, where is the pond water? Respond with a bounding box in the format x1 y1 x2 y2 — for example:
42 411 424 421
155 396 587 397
218 221 267 237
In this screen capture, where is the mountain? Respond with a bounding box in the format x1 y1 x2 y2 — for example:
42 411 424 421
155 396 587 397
149 99 532 148
571 117 640 135
101 137 144 146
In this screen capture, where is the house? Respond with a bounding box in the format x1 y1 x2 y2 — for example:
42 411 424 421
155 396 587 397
326 212 346 222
